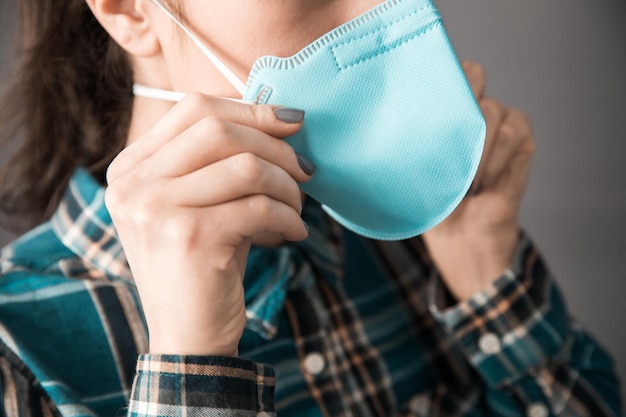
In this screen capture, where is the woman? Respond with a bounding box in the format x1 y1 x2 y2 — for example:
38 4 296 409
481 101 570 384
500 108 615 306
0 0 621 416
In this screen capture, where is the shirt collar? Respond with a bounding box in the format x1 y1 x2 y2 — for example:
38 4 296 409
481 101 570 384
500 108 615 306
50 168 132 281
244 197 345 339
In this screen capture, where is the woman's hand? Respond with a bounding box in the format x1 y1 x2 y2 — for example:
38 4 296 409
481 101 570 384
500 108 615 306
422 61 536 301
105 94 312 356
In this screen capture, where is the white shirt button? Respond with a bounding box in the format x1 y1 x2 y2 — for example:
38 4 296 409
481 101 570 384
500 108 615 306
257 412 271 417
478 332 502 354
527 403 549 417
303 352 326 375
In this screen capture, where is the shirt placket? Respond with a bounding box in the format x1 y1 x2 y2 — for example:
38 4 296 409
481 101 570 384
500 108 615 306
284 275 396 417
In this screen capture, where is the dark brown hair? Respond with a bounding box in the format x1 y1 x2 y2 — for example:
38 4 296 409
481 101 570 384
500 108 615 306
0 0 134 232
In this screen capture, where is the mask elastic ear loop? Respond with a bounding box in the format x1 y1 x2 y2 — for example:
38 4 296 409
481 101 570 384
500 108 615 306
133 84 255 104
133 84 186 102
150 0 247 96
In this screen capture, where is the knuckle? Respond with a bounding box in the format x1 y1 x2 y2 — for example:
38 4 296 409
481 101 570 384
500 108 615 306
499 125 531 157
231 152 264 182
506 108 533 139
226 100 267 129
462 60 476 71
480 98 503 119
131 188 166 229
198 115 229 137
104 183 125 215
245 102 270 126
463 61 486 81
499 123 517 141
500 112 536 155
104 175 137 215
105 148 132 185
273 144 302 180
287 179 302 208
182 91 211 109
106 177 166 229
160 215 201 246
287 177 300 198
272 138 295 162
248 195 273 221
510 108 533 135
481 97 501 112
473 62 486 80
525 136 537 154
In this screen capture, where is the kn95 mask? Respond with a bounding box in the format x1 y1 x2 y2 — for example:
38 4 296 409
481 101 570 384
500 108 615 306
136 0 486 241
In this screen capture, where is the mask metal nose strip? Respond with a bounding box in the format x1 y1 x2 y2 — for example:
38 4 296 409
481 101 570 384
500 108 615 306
150 0 247 96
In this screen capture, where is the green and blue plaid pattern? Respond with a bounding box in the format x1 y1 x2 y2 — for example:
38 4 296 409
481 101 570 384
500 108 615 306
0 168 621 417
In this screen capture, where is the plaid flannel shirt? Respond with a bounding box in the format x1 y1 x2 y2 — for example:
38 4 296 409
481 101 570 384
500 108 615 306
0 168 621 417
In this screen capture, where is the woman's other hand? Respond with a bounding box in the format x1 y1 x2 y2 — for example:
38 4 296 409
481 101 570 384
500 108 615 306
422 61 536 301
105 94 312 356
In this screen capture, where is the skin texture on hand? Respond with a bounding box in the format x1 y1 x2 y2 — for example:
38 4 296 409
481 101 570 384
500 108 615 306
105 94 312 356
422 61 536 301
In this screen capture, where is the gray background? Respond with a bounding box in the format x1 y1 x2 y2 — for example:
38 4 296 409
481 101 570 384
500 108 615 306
1 0 625 406
434 0 626 404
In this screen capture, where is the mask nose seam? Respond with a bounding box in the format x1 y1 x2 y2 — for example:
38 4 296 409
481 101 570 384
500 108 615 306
331 20 442 72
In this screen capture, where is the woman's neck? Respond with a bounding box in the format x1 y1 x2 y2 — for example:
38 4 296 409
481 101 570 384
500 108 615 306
126 96 176 146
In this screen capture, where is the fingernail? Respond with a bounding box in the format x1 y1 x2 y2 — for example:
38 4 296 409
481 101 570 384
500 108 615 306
274 107 305 124
296 152 316 176
303 220 309 234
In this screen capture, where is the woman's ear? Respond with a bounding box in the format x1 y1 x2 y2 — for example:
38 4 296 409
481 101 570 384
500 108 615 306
85 0 160 57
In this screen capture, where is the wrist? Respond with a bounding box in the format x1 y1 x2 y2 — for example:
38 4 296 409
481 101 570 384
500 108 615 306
423 226 519 301
148 316 245 357
149 337 239 357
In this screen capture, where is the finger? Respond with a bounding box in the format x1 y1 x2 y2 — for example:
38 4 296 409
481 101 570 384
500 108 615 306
471 98 506 193
162 153 303 213
462 61 487 101
479 119 526 190
107 93 304 183
141 116 313 183
494 111 536 199
211 194 308 242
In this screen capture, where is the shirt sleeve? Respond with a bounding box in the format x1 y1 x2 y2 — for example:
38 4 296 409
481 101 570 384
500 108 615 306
428 232 622 417
127 354 276 417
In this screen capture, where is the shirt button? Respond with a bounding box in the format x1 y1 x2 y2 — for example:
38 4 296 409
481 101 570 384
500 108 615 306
303 352 326 375
527 403 549 417
478 332 502 354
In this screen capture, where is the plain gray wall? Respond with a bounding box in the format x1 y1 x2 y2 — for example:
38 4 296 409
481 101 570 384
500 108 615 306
1 0 625 406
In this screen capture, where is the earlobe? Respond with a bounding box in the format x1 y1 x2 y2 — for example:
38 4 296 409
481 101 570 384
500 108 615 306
85 0 160 57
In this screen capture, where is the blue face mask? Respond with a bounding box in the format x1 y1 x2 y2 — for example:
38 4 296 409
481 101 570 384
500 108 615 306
137 0 486 241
